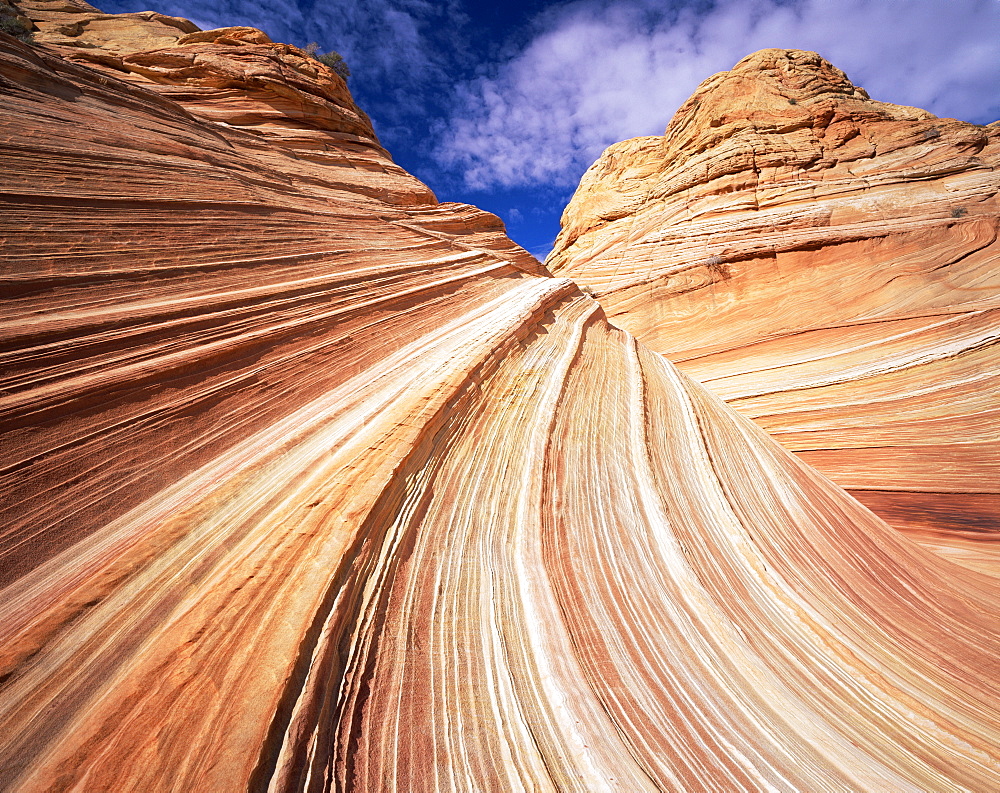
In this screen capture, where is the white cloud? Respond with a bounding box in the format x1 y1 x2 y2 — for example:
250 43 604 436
437 0 1000 190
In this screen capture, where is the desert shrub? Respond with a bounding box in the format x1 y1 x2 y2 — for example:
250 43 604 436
951 206 967 218
0 7 34 43
303 41 350 81
317 51 349 79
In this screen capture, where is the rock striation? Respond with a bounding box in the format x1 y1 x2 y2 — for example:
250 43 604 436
2 10 999 793
548 49 1000 570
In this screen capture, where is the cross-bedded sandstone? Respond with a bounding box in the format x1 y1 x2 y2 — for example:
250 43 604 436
1 9 998 792
548 49 1000 571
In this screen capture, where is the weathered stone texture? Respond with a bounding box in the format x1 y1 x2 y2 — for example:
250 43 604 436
1 12 998 792
549 49 1000 569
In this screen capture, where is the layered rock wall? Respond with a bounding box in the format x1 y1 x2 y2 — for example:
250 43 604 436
1 13 999 793
548 50 1000 568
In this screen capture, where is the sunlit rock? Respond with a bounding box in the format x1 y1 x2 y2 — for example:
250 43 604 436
1 11 998 792
549 49 1000 571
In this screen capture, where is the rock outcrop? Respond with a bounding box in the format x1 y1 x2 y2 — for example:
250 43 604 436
2 10 999 793
548 49 1000 571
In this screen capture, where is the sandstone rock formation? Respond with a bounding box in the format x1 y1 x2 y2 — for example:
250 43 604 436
548 49 1000 571
2 8 999 792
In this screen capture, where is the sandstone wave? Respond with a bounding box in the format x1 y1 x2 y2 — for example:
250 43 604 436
548 49 1000 573
1 6 999 791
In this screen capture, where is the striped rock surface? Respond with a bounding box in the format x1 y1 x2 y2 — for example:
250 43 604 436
2 10 999 793
547 50 1000 573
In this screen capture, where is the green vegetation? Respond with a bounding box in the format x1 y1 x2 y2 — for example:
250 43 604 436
303 42 350 81
0 6 34 43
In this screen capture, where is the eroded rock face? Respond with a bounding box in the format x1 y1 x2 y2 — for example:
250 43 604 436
1 17 999 793
14 0 444 207
548 49 1000 568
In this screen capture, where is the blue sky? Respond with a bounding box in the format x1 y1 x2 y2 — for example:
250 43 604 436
98 0 1000 259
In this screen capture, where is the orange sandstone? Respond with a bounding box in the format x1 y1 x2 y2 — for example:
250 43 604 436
548 49 1000 570
1 11 998 793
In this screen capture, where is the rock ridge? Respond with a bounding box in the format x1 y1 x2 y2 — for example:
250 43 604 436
1 12 999 793
548 48 1000 565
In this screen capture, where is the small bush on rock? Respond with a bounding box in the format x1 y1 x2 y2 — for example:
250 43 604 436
0 6 34 43
303 41 350 81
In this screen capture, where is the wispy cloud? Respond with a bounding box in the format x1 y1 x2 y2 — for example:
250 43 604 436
436 0 1000 191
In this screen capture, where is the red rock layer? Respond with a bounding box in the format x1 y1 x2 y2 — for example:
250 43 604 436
547 50 1000 568
1 17 999 793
